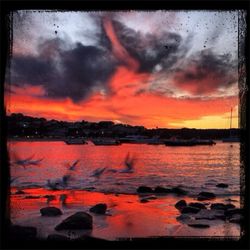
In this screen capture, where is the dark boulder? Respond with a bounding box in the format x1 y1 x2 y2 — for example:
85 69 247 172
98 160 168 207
137 186 153 193
171 187 187 195
188 202 206 210
40 207 62 216
9 225 37 240
175 200 187 211
75 236 109 242
229 214 243 224
225 208 243 217
181 206 200 214
197 192 216 201
225 204 236 210
89 203 107 214
47 234 70 241
216 183 228 188
55 212 93 230
140 198 149 203
15 190 25 195
187 223 210 228
24 195 40 199
154 186 171 194
211 203 227 210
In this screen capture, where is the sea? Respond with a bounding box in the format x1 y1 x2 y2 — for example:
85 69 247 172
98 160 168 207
8 141 241 198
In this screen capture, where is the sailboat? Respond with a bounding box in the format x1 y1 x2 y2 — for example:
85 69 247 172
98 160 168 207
222 108 240 143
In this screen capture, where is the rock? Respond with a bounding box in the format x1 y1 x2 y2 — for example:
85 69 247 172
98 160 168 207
197 192 216 201
211 203 227 210
175 200 187 210
176 214 192 224
89 203 107 214
171 187 187 195
145 195 157 200
154 186 171 194
225 208 243 217
40 207 63 216
75 236 109 241
137 186 153 193
140 198 149 203
181 206 200 214
194 209 225 220
216 183 228 188
229 214 243 224
47 234 70 241
15 190 25 195
188 202 206 210
187 223 210 228
225 204 236 210
24 195 41 199
9 225 37 240
55 212 93 230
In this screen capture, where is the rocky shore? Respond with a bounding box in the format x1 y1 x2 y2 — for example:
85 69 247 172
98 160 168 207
9 185 241 241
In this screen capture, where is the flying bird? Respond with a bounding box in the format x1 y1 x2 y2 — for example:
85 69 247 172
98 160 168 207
119 153 136 173
67 160 80 171
12 154 43 168
90 167 106 178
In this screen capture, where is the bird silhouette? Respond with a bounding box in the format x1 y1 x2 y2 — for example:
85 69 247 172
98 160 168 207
67 160 80 171
119 153 136 173
12 154 43 168
90 167 106 178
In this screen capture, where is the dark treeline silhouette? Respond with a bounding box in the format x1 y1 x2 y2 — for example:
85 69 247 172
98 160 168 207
7 113 239 140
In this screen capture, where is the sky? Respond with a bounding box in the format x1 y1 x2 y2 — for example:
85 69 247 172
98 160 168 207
5 10 240 129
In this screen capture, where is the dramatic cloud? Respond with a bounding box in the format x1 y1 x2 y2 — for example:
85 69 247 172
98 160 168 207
172 50 237 95
6 11 240 128
111 19 191 73
11 38 118 102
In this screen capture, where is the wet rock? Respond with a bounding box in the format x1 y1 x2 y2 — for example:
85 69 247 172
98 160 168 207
175 200 187 210
211 203 227 210
188 202 206 210
43 195 56 199
140 198 149 203
154 186 172 194
15 190 25 195
89 203 107 214
9 225 37 240
40 207 63 216
176 214 192 224
137 186 153 193
225 204 236 210
24 195 41 199
55 212 93 230
229 214 243 224
197 192 216 201
225 208 243 217
181 206 200 214
145 195 157 200
194 209 225 220
187 223 210 228
171 187 187 195
47 234 70 241
75 235 109 241
216 183 228 188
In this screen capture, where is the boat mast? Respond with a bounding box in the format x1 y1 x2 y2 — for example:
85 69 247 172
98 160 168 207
230 107 232 137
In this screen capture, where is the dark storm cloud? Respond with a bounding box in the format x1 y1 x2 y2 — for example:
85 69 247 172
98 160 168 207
111 20 191 73
11 38 118 102
173 49 237 95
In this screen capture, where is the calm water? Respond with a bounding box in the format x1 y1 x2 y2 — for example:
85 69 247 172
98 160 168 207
8 141 240 197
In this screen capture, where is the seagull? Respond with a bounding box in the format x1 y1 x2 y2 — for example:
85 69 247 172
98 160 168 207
119 153 136 173
67 160 80 171
59 194 68 206
90 167 106 178
12 154 43 168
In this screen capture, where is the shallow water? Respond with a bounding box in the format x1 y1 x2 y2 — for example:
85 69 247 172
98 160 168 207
8 141 240 197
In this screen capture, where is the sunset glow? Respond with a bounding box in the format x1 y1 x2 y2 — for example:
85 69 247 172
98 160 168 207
5 11 239 129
